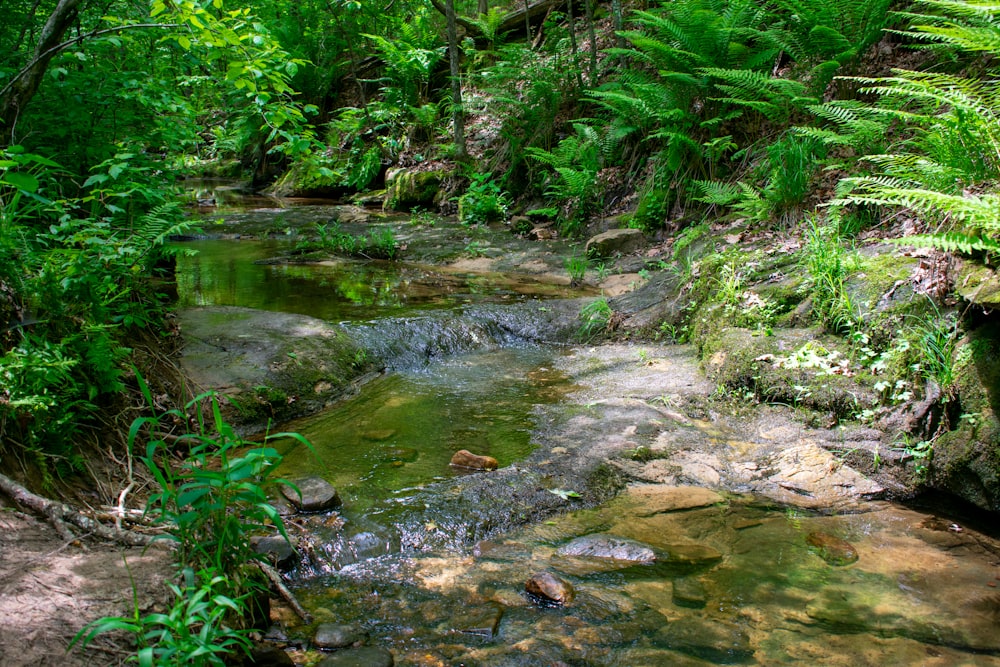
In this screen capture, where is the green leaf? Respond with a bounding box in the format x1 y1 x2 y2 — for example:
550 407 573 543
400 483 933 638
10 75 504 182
2 172 38 192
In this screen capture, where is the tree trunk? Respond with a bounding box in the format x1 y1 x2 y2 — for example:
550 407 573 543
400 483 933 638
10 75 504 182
612 0 625 67
565 0 584 90
445 0 468 160
0 0 86 145
478 0 489 15
584 0 598 85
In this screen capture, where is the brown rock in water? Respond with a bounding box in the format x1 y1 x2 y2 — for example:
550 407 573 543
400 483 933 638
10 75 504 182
450 449 498 471
807 531 859 566
280 476 341 512
525 571 574 606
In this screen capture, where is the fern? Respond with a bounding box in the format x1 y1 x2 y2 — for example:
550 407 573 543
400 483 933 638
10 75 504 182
133 202 194 249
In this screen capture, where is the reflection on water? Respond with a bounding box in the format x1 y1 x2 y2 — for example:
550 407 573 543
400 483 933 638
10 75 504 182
175 239 582 321
274 347 569 517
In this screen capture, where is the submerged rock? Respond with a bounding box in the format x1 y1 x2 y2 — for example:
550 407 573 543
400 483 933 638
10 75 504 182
806 532 859 566
450 449 499 471
314 623 367 649
525 572 575 606
453 603 504 640
317 647 394 667
556 534 656 563
657 617 753 663
281 476 341 513
672 576 708 608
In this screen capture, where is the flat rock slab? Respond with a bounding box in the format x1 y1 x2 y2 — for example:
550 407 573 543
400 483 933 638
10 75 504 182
657 617 753 663
314 623 367 649
672 576 708 608
281 476 341 512
317 647 394 667
626 485 726 516
556 534 656 563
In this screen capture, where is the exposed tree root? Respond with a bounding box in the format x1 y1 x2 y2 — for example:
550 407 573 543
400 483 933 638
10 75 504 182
0 472 156 547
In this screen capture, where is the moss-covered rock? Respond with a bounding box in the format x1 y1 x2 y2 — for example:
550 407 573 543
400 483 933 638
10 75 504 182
267 162 350 198
384 168 450 211
956 262 1000 308
701 326 878 419
928 322 1000 510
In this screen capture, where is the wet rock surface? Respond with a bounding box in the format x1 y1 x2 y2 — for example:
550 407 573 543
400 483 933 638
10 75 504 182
452 603 504 639
556 534 656 562
316 646 394 667
282 476 341 512
806 532 859 566
449 449 498 471
525 572 575 606
657 617 754 663
314 623 367 649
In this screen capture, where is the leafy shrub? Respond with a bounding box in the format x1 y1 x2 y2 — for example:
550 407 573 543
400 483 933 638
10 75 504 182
458 172 510 226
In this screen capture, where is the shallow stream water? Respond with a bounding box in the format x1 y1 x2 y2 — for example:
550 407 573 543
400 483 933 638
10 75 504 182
176 195 1000 666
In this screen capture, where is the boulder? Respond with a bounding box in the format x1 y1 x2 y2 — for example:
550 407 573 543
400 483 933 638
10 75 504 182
384 169 447 211
317 647 394 667
281 476 341 513
525 572 575 606
450 449 499 471
314 623 367 649
585 228 645 259
806 532 859 566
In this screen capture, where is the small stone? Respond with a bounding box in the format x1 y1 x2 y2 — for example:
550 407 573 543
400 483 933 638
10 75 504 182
314 623 367 649
672 576 708 608
251 535 297 569
317 647 394 667
450 449 498 471
281 476 341 513
806 532 859 566
525 572 575 606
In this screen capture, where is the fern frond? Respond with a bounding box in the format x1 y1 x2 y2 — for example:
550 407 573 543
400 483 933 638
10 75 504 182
888 231 1000 253
133 202 193 248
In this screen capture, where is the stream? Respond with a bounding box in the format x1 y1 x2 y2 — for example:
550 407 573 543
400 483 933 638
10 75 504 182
176 193 1000 666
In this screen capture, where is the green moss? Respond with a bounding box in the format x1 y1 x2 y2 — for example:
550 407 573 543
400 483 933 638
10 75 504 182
586 463 627 502
384 169 449 211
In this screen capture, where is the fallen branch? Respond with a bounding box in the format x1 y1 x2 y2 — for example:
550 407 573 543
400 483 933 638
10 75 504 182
257 561 312 623
0 472 160 547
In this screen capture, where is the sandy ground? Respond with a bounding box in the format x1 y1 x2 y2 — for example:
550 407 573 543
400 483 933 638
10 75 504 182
0 499 175 667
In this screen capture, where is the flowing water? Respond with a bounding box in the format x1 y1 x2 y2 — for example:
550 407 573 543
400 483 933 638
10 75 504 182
176 197 1000 666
